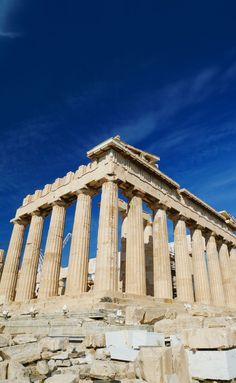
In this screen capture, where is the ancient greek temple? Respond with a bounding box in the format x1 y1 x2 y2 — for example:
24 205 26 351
0 136 236 308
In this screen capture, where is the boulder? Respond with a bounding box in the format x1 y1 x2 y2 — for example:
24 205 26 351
1 342 41 364
36 360 49 375
90 360 116 380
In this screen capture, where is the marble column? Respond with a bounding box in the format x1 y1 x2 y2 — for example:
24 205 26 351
206 233 225 306
191 226 211 304
144 222 154 296
94 180 118 292
174 216 194 302
66 190 92 296
0 249 5 281
153 207 172 299
0 221 26 302
126 193 146 295
15 212 44 302
120 214 127 292
230 247 236 289
38 201 66 299
219 241 236 307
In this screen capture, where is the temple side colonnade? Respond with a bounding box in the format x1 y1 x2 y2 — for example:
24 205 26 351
0 136 236 308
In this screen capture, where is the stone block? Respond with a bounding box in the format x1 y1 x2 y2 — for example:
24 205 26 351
36 360 49 375
13 334 37 345
90 360 116 380
45 373 78 383
7 361 30 380
125 306 145 325
0 361 8 380
106 330 165 350
109 345 138 361
0 334 10 348
185 327 234 349
1 342 41 364
187 348 236 380
39 336 69 352
84 333 106 348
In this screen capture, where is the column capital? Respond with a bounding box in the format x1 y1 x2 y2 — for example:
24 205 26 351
75 186 97 197
52 198 69 208
30 209 47 218
172 212 187 223
124 187 145 200
150 201 168 212
12 217 29 226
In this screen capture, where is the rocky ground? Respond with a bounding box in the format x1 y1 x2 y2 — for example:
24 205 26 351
0 298 236 382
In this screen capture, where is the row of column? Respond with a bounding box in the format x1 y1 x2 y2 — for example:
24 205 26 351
0 180 235 308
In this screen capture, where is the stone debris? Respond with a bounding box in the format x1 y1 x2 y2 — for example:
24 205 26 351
0 304 236 382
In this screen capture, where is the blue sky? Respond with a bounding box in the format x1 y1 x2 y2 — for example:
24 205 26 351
0 1 236 263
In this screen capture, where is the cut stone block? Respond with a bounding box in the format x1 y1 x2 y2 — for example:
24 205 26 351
185 327 234 349
187 348 236 380
108 345 138 362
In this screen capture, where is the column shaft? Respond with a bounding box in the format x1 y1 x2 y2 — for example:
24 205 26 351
144 222 154 296
206 234 225 306
66 192 92 296
126 195 146 295
219 242 236 307
0 249 5 281
38 203 66 299
174 217 194 302
15 213 44 302
192 227 211 304
94 181 118 292
230 248 236 289
0 222 25 302
153 208 172 299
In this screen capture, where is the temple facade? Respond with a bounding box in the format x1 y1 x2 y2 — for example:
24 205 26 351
0 136 236 307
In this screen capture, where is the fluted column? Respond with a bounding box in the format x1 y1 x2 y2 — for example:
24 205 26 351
206 233 225 306
144 222 154 296
174 216 194 302
15 212 44 302
219 241 236 307
191 226 211 304
0 221 26 302
153 207 172 299
126 193 146 295
230 247 236 289
94 181 118 292
66 190 92 296
0 249 5 281
120 214 127 292
38 201 66 299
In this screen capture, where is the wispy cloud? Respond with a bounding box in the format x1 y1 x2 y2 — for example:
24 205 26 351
0 0 22 39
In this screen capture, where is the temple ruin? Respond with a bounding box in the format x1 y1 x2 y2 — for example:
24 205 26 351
0 135 235 308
